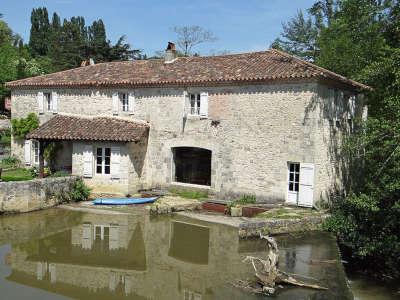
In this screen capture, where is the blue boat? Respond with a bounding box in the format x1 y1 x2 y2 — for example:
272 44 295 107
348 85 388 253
93 197 158 205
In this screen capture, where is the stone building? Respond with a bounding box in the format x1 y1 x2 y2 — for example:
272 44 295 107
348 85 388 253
6 44 370 207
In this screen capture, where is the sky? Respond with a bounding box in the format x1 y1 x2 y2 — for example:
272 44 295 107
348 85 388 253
1 0 315 56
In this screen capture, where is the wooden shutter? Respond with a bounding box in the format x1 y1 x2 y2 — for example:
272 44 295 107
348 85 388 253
128 92 135 114
51 91 58 113
82 223 92 249
111 146 121 179
37 92 44 114
199 92 208 117
83 145 93 178
349 96 356 118
298 163 315 207
109 224 120 250
112 92 119 115
24 140 31 165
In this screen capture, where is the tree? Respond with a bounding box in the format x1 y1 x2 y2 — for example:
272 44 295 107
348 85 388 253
172 25 217 56
272 10 319 61
29 7 50 56
87 19 108 62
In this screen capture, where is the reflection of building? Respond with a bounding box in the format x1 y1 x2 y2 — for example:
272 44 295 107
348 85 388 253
6 213 352 300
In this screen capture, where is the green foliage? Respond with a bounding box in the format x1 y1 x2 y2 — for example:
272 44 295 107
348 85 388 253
1 156 20 168
277 0 400 278
227 194 257 210
44 142 62 171
1 168 34 181
169 188 209 199
50 170 70 178
68 178 91 202
0 129 11 145
11 113 39 139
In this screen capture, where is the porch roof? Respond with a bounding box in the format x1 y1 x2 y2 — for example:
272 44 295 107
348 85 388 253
27 115 149 142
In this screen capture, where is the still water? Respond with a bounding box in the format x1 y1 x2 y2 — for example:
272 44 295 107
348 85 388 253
0 208 387 300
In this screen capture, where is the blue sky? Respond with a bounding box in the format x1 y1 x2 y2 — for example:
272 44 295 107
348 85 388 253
1 0 314 56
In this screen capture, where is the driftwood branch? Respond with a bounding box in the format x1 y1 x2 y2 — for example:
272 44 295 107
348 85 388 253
235 233 328 295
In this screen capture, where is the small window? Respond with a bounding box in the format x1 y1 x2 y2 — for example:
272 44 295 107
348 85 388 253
33 140 40 165
189 93 201 115
288 162 300 192
44 93 52 111
96 147 111 175
119 93 129 112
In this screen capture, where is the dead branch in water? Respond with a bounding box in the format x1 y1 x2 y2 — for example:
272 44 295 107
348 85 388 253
236 233 328 295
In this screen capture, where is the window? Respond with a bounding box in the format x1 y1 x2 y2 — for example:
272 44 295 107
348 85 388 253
96 147 111 175
288 162 300 192
33 140 40 165
119 93 129 112
44 92 52 111
189 93 201 115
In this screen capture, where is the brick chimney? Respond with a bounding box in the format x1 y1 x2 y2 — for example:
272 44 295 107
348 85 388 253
165 42 177 63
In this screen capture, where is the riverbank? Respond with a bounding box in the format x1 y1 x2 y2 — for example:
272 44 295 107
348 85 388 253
61 196 328 237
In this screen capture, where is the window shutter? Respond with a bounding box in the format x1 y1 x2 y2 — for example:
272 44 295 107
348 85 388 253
82 223 92 249
112 92 119 115
24 140 31 165
109 224 120 250
298 163 315 207
128 93 135 114
37 92 44 114
200 92 208 117
83 145 93 178
111 146 121 179
52 91 58 113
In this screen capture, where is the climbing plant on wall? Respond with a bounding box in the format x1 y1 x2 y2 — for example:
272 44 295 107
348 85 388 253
11 113 39 139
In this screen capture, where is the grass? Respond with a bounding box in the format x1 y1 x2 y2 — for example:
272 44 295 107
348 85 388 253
256 207 323 220
1 168 34 182
169 188 209 200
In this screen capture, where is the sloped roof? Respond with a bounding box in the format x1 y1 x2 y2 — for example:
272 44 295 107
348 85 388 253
27 115 149 142
6 49 370 91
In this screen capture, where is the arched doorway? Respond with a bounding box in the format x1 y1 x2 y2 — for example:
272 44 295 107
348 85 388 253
172 147 212 186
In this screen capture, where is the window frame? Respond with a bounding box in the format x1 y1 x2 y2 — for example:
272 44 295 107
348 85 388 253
44 92 52 112
119 92 129 112
96 147 111 175
288 162 300 193
188 93 201 116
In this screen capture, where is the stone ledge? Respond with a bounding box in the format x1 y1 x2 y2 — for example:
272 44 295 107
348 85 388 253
0 176 80 214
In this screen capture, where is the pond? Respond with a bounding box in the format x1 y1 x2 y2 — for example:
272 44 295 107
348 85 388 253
0 208 394 299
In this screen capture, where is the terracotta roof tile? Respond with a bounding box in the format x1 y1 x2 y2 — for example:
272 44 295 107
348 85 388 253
27 115 149 142
6 49 371 91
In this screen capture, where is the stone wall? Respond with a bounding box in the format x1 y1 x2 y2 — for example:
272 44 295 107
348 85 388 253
10 82 365 204
0 176 80 213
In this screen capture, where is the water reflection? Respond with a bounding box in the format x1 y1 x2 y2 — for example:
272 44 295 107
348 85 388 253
0 209 353 300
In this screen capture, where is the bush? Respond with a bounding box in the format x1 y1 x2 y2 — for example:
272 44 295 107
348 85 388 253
50 170 70 177
1 156 20 168
0 129 11 145
69 179 91 202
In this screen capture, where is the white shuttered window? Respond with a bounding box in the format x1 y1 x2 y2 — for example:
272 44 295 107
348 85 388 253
110 146 121 179
83 145 93 178
24 140 31 165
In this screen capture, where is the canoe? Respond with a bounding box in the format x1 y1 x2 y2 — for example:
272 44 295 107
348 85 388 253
93 197 158 205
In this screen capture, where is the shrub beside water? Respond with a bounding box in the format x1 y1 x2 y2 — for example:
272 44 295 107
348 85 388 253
69 178 91 202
